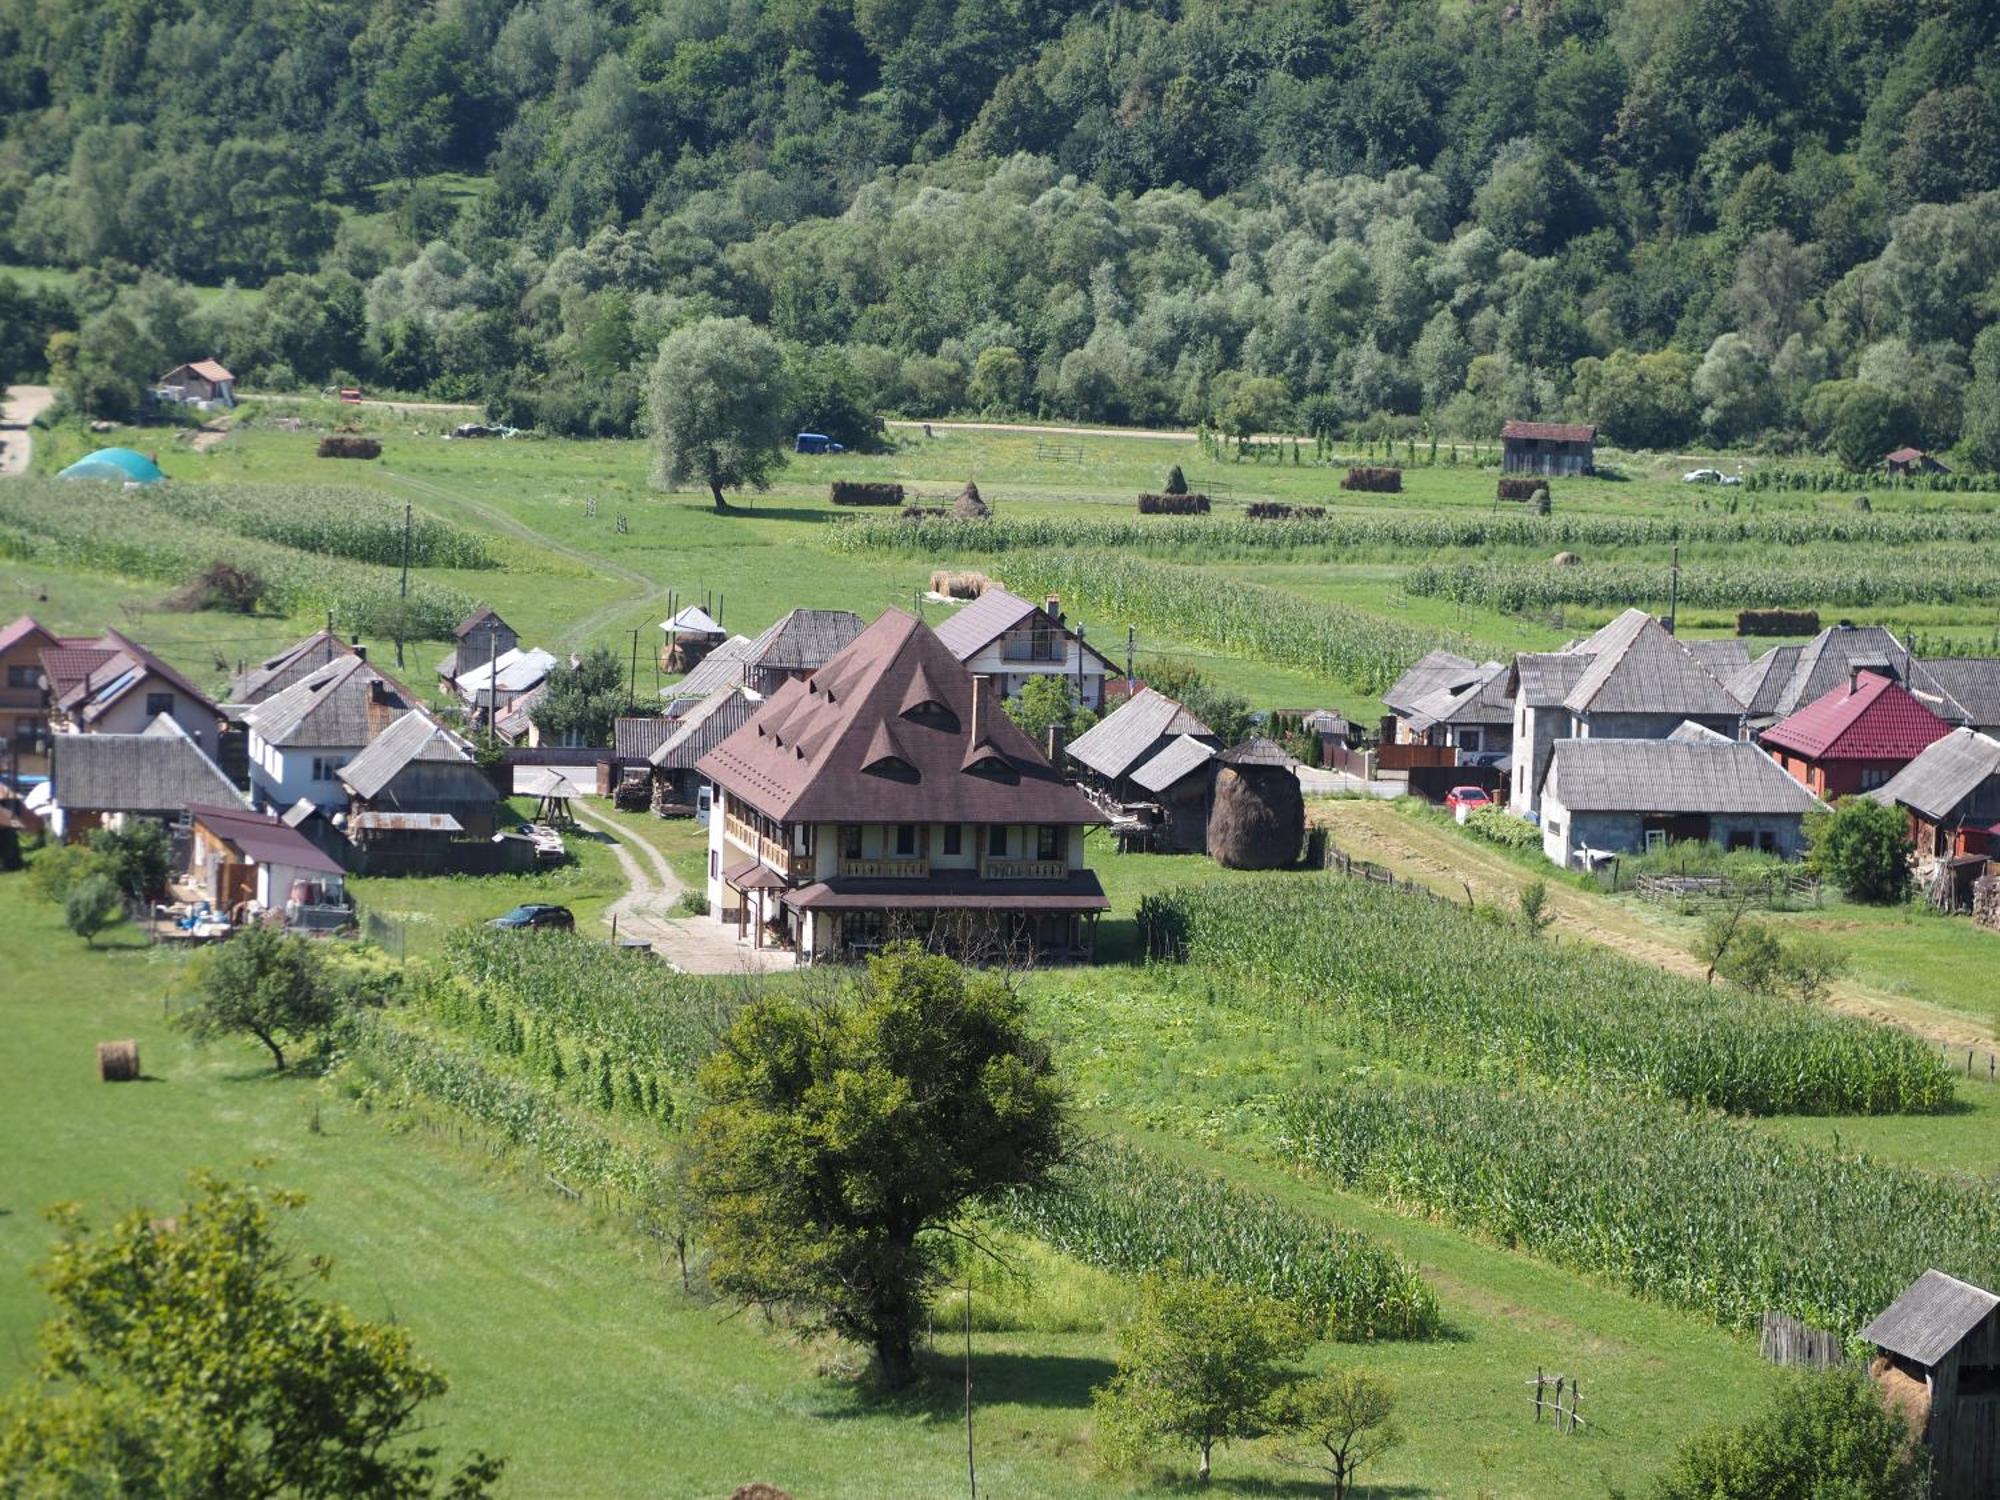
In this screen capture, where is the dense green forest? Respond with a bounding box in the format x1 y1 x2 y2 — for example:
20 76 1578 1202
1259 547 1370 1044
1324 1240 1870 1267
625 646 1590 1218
2 0 1999 461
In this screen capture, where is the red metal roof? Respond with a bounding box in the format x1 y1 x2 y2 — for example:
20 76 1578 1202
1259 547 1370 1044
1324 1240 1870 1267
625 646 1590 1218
187 802 343 875
1501 420 1596 444
1759 671 1952 762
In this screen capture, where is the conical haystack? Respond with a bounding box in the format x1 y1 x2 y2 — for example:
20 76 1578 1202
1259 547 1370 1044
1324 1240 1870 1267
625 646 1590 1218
953 479 991 520
1206 738 1304 869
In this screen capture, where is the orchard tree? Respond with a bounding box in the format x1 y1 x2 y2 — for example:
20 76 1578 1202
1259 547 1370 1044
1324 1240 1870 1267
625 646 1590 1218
1652 1368 1923 1500
1004 675 1097 747
1272 1370 1403 1500
63 874 122 948
529 646 627 746
178 923 335 1071
1806 798 1912 904
0 1173 501 1497
647 316 790 512
688 947 1068 1388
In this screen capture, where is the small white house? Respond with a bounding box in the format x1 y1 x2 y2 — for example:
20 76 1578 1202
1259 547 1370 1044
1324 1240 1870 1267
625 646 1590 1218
157 360 236 409
242 654 418 813
933 589 1112 708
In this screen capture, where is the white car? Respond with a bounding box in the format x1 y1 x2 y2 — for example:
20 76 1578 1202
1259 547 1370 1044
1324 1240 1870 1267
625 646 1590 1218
1682 468 1743 485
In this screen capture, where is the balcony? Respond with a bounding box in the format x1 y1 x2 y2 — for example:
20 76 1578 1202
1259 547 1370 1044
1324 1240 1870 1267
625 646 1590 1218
838 857 929 879
980 857 1070 880
0 687 47 711
722 810 794 878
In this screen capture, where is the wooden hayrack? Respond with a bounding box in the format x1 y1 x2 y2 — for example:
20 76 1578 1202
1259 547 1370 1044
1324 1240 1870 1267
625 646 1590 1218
1528 1369 1586 1434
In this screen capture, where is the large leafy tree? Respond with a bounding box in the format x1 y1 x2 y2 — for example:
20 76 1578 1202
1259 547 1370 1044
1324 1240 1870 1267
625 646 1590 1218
647 316 791 512
1806 797 1912 905
178 923 335 1072
0 1173 502 1497
529 647 627 747
688 946 1068 1388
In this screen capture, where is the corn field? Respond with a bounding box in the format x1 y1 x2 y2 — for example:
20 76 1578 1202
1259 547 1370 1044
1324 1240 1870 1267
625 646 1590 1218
0 478 478 637
995 551 1491 693
179 482 496 569
1138 876 1951 1116
1405 552 2000 612
988 1139 1441 1340
1277 1078 2000 1338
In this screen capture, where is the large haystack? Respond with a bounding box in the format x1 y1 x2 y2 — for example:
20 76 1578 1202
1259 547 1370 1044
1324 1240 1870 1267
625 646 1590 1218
1206 738 1304 869
953 479 990 520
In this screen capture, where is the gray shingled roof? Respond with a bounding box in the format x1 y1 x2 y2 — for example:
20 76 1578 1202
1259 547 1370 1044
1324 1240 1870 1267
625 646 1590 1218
666 634 755 701
1686 639 1752 678
1067 688 1215 780
1860 1270 1999 1367
933 588 1039 660
1870 727 2000 821
1384 650 1479 718
1563 610 1745 718
1516 653 1590 707
1405 661 1513 731
245 655 415 748
337 710 475 800
1919 659 2000 731
51 718 245 814
651 685 761 770
1129 733 1218 793
229 630 351 704
1220 736 1297 768
1733 625 1963 726
1547 731 1820 815
746 609 864 673
614 715 675 760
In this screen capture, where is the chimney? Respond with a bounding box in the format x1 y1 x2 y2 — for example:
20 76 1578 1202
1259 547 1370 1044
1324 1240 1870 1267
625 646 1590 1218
352 642 367 662
1849 665 1859 695
1045 721 1066 764
1046 594 1063 625
971 675 988 744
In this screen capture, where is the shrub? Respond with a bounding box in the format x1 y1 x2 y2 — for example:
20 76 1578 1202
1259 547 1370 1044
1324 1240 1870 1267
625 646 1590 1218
1245 503 1325 520
64 874 122 947
1497 478 1541 501
1462 804 1540 851
829 480 903 506
316 435 382 459
1138 492 1210 514
1807 799 1913 904
1340 467 1401 492
1651 1369 1926 1500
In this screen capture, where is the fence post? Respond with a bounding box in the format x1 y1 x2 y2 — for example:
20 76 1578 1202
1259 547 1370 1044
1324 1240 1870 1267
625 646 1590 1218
1532 1367 1543 1423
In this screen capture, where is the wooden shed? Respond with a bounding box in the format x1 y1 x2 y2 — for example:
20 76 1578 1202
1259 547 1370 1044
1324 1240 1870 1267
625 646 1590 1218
1860 1268 1999 1498
1500 420 1595 477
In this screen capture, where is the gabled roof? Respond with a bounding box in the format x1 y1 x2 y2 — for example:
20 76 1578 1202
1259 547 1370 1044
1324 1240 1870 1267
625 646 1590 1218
1731 625 1957 725
455 647 556 700
1515 652 1590 708
1760 672 1952 763
336 710 480 801
933 587 1040 659
187 801 342 874
651 685 761 770
614 715 675 761
165 359 233 383
244 655 416 748
1860 1270 1999 1368
1405 661 1513 731
493 680 548 740
1220 736 1297 768
744 609 865 673
0 615 61 657
661 605 725 636
667 635 756 702
1884 447 1927 464
50 716 243 813
1870 728 2000 822
1501 420 1595 443
454 606 508 639
47 629 219 725
1129 734 1218 793
1384 650 1480 718
1562 610 1743 719
1067 688 1216 781
229 630 352 704
1917 659 2000 731
1547 730 1821 816
698 610 1099 826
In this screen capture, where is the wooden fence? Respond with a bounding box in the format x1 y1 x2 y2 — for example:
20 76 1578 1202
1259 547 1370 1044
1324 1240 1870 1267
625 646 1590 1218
1759 1311 1847 1369
1032 441 1086 465
1629 870 1821 909
1377 742 1458 772
1527 1369 1586 1434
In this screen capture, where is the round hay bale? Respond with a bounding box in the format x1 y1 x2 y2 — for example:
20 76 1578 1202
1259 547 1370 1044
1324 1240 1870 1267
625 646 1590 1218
729 1486 795 1500
953 479 990 520
97 1040 140 1082
1207 745 1305 870
1552 551 1579 566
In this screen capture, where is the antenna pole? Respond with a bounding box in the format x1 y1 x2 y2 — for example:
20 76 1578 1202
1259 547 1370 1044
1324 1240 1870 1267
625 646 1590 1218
1667 543 1680 635
396 502 411 668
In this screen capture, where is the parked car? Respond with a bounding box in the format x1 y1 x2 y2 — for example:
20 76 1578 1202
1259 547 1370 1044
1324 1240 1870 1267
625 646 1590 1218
794 431 845 455
1681 468 1742 485
1444 786 1494 822
488 903 574 931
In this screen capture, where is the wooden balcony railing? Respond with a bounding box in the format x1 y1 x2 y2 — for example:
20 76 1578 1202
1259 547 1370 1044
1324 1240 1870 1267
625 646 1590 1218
838 857 929 878
980 857 1069 880
722 810 794 878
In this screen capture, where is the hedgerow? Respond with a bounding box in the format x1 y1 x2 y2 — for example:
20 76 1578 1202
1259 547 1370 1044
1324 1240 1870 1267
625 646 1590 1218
1278 1078 2000 1337
1137 875 1950 1116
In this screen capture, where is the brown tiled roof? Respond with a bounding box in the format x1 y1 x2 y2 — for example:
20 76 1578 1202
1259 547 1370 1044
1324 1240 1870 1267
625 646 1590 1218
697 610 1101 826
38 645 118 699
187 802 343 874
46 629 219 724
0 615 59 656
1501 420 1595 443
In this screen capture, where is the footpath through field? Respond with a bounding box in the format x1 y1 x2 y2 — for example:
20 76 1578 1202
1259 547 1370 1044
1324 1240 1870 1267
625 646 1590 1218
1313 798 1992 1049
0 383 53 475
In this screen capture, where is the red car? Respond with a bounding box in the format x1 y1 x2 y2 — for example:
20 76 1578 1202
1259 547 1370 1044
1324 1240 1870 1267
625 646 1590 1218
1444 786 1494 815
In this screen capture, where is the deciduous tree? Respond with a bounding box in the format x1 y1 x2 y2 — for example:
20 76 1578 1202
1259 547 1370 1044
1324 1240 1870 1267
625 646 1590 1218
178 923 335 1071
647 316 790 512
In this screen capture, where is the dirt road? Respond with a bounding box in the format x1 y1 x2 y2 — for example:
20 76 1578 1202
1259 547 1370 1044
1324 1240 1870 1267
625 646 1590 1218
1 384 54 476
1314 798 1992 1048
570 807 789 975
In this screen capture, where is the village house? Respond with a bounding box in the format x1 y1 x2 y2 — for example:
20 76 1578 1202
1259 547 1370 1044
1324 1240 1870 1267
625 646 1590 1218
1728 622 1960 732
697 610 1108 964
227 629 354 706
1500 419 1595 477
241 652 419 814
40 628 221 752
156 359 236 408
1883 446 1949 477
1539 722 1822 868
44 716 244 843
1510 609 1747 817
647 685 759 812
1757 670 1952 800
932 588 1113 709
455 646 557 728
185 801 346 925
438 607 519 689
1870 727 2000 871
334 708 504 872
1860 1270 1999 1500
0 614 94 780
1382 653 1513 758
1066 688 1220 803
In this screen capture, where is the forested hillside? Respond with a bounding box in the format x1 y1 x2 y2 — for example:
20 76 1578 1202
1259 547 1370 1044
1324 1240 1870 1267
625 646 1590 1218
2 0 1998 461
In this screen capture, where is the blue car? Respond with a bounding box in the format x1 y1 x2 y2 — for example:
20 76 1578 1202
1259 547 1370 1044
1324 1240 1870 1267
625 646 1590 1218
794 432 845 455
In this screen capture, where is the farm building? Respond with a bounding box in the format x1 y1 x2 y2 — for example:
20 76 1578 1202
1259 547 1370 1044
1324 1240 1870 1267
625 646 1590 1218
933 588 1113 709
664 609 864 703
1869 727 2000 872
1539 722 1821 869
648 684 761 812
1757 670 1952 800
454 647 557 726
241 652 418 814
1125 734 1220 852
438 607 519 686
1883 446 1949 476
186 802 345 921
1860 1269 1999 1499
1511 609 1747 817
1066 687 1220 805
228 629 355 705
40 628 221 752
335 709 502 871
1499 420 1595 477
44 715 244 843
660 604 728 672
157 359 236 408
1207 738 1304 869
697 610 1108 964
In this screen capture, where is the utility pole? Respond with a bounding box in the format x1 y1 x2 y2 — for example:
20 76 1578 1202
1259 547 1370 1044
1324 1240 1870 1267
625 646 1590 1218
1666 543 1680 635
964 1271 977 1500
1126 625 1135 695
1075 623 1085 704
396 502 411 668
486 628 499 748
627 628 640 711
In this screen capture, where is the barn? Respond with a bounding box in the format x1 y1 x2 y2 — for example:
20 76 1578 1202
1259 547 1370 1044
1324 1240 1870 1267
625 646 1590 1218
1860 1269 1999 1498
1500 420 1595 477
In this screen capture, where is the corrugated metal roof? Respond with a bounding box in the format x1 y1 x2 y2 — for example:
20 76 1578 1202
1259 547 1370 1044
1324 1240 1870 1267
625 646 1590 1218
1860 1270 1999 1367
1871 727 2000 821
187 802 343 874
665 635 756 700
1547 731 1821 815
662 605 725 635
1129 733 1217 793
1067 688 1215 780
455 647 555 700
1760 672 1952 762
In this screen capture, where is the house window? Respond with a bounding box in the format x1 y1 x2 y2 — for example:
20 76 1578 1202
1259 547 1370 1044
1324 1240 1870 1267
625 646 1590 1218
1037 824 1061 860
1860 766 1888 790
310 756 344 782
14 716 39 747
145 692 175 718
895 823 917 856
709 848 717 878
988 825 1008 857
1459 728 1482 753
841 824 863 859
943 824 963 856
6 665 36 689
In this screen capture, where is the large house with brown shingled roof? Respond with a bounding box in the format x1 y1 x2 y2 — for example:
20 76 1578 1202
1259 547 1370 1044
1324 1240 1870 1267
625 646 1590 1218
697 609 1108 964
40 628 221 752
